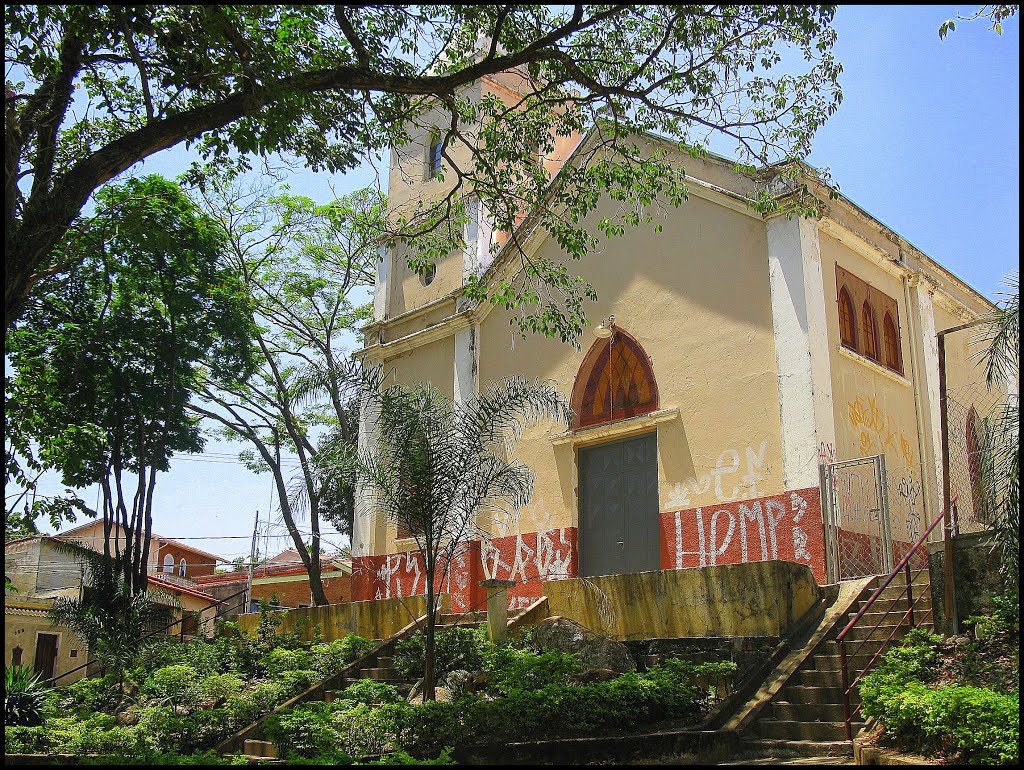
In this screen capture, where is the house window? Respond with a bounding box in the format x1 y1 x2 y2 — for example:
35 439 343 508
838 287 857 350
162 554 174 573
883 312 902 374
12 646 23 665
861 301 879 361
572 327 659 428
427 132 443 179
70 649 78 658
178 558 187 577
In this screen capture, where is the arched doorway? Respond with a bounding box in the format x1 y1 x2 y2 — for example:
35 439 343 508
572 325 661 577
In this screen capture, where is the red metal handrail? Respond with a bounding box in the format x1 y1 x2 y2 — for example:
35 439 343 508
837 500 956 741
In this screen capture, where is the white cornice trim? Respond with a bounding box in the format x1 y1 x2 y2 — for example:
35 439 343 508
820 217 908 281
550 407 681 447
355 310 474 361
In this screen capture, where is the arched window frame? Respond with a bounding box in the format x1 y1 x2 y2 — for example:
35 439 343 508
571 327 659 429
178 558 187 578
162 554 174 573
883 312 902 373
838 287 857 350
966 407 989 524
861 301 879 361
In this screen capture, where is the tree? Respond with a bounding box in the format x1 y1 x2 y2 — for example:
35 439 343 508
48 539 174 691
185 167 381 604
974 273 1019 589
940 5 1018 38
7 5 842 340
5 174 255 593
344 375 573 700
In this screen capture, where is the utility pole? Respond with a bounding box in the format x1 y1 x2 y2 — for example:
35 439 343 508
245 510 259 614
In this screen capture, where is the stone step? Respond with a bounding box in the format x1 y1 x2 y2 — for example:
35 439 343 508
817 638 886 656
770 701 859 723
780 684 860 706
739 739 854 759
754 719 851 742
243 739 278 759
359 667 400 680
793 669 845 688
813 653 880 673
374 655 394 668
834 623 910 642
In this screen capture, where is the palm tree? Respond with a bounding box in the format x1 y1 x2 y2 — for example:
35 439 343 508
974 273 1019 588
340 375 573 700
47 539 175 690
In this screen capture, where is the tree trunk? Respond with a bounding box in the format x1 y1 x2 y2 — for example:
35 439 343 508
423 577 437 702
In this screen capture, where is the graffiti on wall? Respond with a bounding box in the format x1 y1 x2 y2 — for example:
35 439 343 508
660 487 826 583
818 441 838 465
847 394 915 466
667 440 773 509
351 528 579 612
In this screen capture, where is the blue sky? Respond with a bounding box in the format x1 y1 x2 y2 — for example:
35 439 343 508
30 5 1019 563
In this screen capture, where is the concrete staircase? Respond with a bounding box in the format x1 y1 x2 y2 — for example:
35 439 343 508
740 573 933 759
241 612 487 760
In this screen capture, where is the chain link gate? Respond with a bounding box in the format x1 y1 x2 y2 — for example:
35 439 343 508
822 454 894 582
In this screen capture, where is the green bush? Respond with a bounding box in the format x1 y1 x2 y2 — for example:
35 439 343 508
860 631 1019 764
263 647 313 676
310 635 376 678
268 656 727 759
143 664 200 700
393 626 490 679
483 646 581 696
195 673 244 703
50 674 120 714
340 679 404 706
5 663 52 726
279 669 319 697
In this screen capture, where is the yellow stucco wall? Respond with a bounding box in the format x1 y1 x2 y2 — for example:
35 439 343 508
234 595 440 642
542 560 820 639
476 183 784 536
5 603 89 684
821 232 926 543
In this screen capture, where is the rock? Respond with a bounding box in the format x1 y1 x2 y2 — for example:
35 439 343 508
568 668 621 685
532 616 636 673
440 669 475 697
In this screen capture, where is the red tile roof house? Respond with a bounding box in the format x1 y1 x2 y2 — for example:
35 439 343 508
5 522 228 685
194 548 353 615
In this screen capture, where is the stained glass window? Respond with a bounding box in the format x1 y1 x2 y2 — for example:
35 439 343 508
574 329 658 428
839 287 856 349
862 301 879 361
883 312 901 373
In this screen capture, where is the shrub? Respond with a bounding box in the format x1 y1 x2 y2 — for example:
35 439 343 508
309 635 376 678
266 702 341 758
393 626 490 679
5 663 51 726
279 669 319 697
859 630 1019 764
483 646 581 696
195 673 244 703
143 664 200 700
50 674 120 714
340 679 404 706
263 647 313 676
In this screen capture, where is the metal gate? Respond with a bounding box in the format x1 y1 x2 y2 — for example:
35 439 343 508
822 454 894 583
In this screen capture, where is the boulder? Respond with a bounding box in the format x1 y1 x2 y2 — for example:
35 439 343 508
440 668 475 697
532 616 636 673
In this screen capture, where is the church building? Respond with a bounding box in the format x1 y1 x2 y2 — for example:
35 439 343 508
350 72 995 616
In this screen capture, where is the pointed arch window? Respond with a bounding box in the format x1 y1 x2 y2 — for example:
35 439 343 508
966 407 990 524
572 327 659 428
861 301 879 361
883 312 902 373
838 288 857 350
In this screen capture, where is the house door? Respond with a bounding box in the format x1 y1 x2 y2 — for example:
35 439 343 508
579 432 659 577
33 633 59 681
